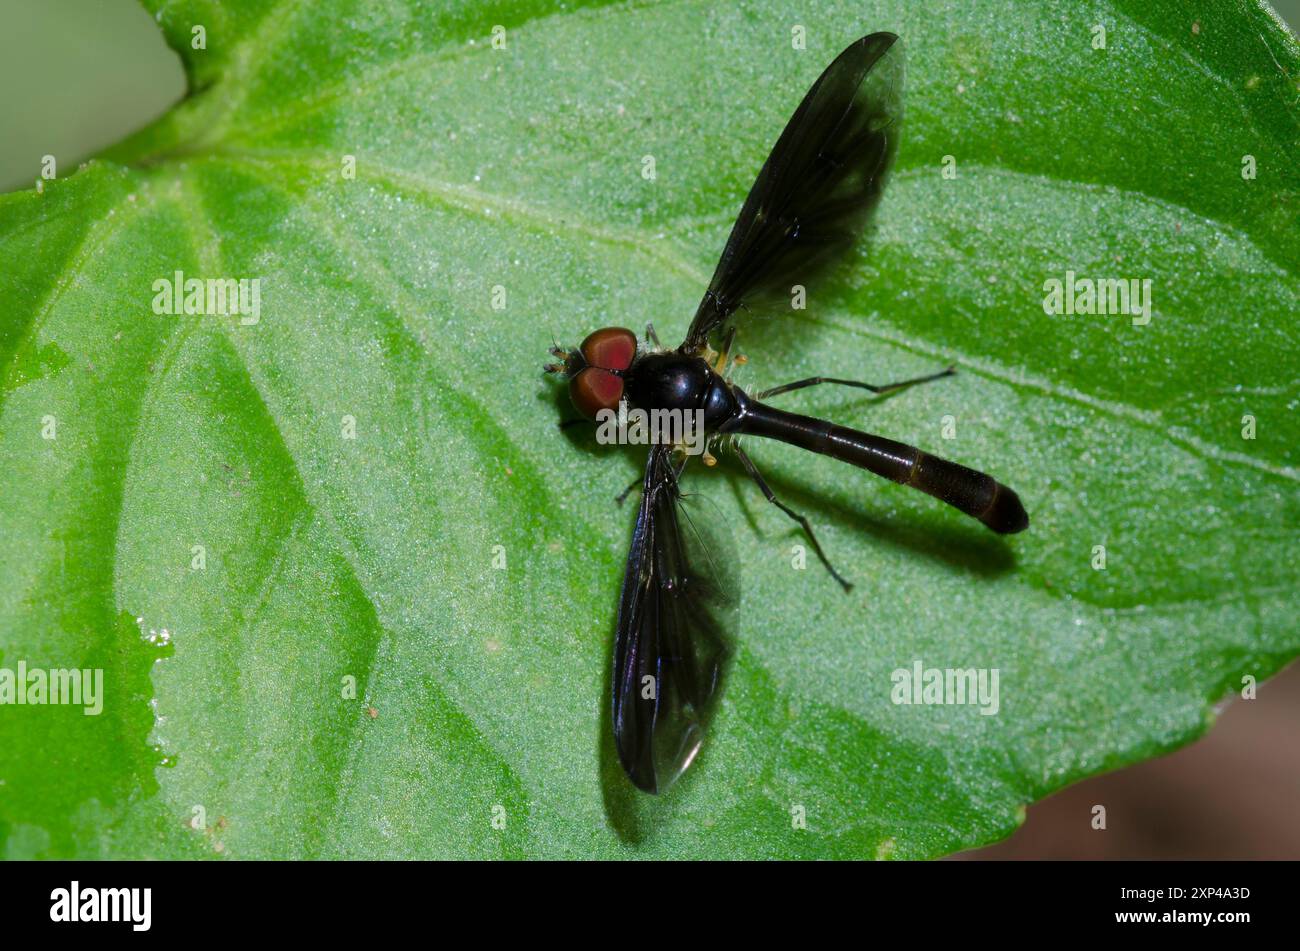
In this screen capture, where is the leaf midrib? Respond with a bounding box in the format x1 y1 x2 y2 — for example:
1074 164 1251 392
195 146 1300 494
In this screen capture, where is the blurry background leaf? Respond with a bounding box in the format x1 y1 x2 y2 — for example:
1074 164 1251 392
1 0 1298 859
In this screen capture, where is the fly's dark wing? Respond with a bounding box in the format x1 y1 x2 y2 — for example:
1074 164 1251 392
683 32 903 353
612 446 735 793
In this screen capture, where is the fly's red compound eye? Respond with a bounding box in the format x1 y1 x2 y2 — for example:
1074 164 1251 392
569 367 624 420
580 327 638 373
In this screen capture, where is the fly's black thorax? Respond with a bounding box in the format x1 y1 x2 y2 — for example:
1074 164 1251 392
623 351 742 431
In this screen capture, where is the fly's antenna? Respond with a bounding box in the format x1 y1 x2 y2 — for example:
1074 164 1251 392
544 325 573 375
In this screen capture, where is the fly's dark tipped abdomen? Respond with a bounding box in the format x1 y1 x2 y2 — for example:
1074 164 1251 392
906 452 1028 533
735 400 1029 533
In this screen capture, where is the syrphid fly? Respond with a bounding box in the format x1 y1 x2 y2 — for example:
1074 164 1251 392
546 32 1028 794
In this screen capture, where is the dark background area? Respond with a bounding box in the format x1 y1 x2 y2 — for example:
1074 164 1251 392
2 0 1296 859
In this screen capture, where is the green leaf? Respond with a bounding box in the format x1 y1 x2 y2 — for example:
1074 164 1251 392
2 0 1298 859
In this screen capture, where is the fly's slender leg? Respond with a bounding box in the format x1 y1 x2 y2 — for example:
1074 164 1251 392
756 365 955 400
616 476 640 505
733 445 853 593
644 323 662 348
714 327 738 374
617 449 686 505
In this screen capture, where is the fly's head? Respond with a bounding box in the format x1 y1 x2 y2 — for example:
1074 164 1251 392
545 327 639 420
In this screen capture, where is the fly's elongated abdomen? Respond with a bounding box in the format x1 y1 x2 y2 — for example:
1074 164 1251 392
735 399 1028 533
